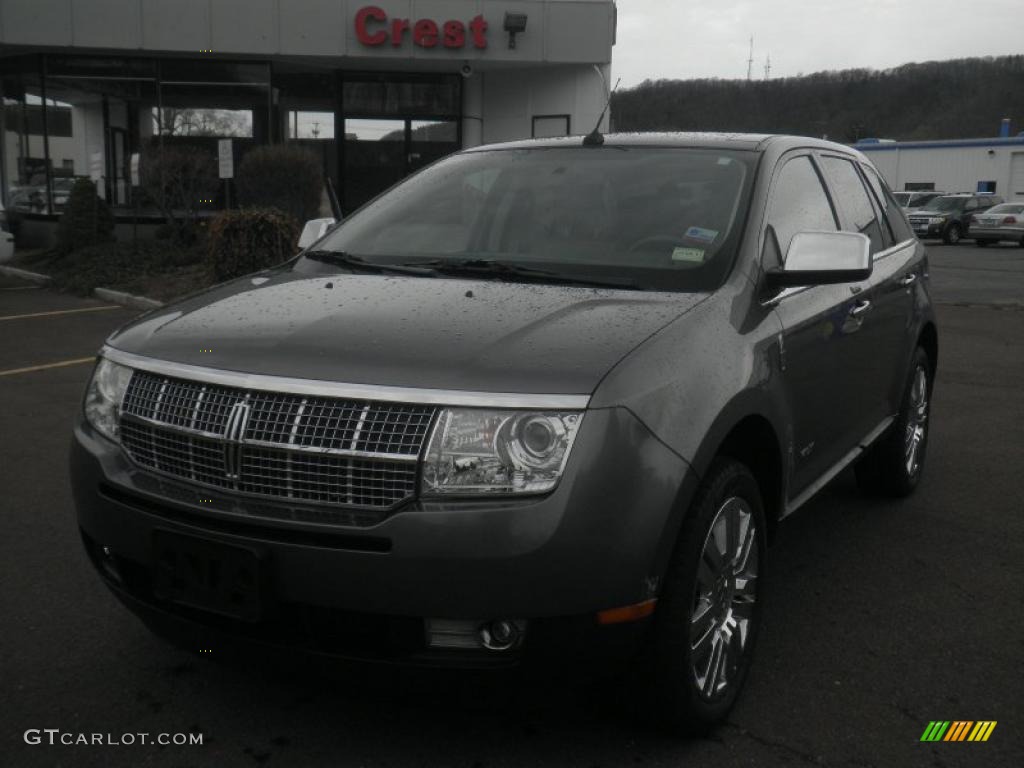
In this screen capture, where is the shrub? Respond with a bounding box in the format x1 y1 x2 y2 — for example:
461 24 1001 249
235 145 323 224
206 208 299 282
153 222 175 240
140 144 219 244
54 178 114 254
50 240 205 296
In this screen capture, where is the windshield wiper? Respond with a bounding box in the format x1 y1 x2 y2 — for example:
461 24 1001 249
303 250 438 277
409 259 643 290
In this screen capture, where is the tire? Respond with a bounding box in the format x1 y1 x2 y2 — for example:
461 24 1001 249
856 346 933 497
943 223 962 245
639 458 767 734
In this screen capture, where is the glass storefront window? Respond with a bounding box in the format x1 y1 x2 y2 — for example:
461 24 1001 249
155 107 252 137
344 118 406 210
532 115 570 138
343 76 460 118
288 111 334 140
2 67 58 215
342 118 460 211
409 119 459 172
2 55 463 225
44 72 157 208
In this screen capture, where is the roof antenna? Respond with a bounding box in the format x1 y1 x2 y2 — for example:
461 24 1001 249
583 72 621 147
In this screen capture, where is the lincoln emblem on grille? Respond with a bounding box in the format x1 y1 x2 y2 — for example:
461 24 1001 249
222 399 251 480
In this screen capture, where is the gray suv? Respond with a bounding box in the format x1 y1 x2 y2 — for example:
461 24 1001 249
72 134 936 732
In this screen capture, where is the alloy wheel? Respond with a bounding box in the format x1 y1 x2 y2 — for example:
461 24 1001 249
904 365 929 476
690 496 759 700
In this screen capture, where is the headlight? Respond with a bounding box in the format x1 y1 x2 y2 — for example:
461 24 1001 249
422 408 584 495
83 357 133 441
928 217 946 225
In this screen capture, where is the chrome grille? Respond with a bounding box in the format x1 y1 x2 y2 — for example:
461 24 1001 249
119 369 436 510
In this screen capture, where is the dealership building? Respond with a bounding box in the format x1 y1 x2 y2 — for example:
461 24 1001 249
857 126 1024 200
0 0 616 238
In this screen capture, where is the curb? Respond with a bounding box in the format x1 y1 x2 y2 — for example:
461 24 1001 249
0 264 52 284
94 287 164 310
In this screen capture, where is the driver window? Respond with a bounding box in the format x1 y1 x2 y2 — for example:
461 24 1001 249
764 155 839 267
964 199 978 211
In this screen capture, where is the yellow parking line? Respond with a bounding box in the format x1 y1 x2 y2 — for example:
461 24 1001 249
0 356 96 377
0 305 120 322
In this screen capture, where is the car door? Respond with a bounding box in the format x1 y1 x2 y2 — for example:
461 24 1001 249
815 153 900 452
763 152 869 496
857 162 924 426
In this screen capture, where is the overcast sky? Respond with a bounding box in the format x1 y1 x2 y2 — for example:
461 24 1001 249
613 0 1022 87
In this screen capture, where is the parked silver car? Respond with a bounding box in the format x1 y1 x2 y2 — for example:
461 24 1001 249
970 202 1024 246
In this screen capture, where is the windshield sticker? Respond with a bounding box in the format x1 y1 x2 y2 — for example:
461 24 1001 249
671 247 705 263
684 226 719 243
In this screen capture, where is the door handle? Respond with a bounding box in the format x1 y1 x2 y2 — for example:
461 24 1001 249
848 300 872 318
899 274 917 287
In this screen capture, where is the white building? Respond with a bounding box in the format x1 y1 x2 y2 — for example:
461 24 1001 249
857 135 1024 201
0 0 617 223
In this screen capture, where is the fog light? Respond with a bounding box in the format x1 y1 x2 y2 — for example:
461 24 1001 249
479 619 521 650
426 618 525 651
97 544 123 584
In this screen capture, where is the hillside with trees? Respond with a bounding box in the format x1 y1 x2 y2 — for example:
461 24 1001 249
610 56 1024 142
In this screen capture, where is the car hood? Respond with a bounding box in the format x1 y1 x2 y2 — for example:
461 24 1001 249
107 271 707 395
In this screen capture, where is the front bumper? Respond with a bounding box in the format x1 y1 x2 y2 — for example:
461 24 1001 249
909 220 947 238
71 406 695 665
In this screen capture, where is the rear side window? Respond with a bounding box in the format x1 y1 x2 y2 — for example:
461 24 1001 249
765 155 838 263
819 156 886 253
862 164 914 243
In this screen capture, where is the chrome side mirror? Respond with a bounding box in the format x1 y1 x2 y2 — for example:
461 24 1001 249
765 231 872 288
297 217 338 250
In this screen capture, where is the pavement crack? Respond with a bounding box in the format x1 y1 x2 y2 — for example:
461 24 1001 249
722 723 824 765
936 301 1024 311
723 722 878 768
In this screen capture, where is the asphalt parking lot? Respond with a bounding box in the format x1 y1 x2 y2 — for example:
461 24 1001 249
2 243 1022 768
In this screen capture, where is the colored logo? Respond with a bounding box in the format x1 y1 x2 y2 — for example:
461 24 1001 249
920 721 997 742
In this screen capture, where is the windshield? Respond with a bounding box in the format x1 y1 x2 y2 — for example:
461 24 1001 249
893 192 911 205
930 196 967 212
296 146 758 292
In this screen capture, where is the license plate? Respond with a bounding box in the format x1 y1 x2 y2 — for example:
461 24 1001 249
152 531 263 621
